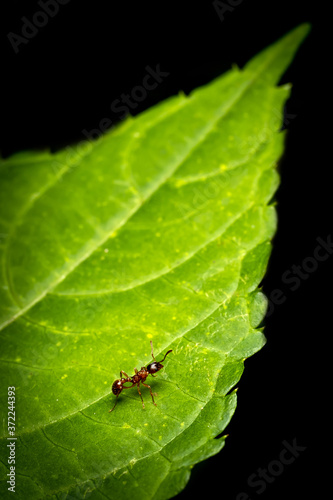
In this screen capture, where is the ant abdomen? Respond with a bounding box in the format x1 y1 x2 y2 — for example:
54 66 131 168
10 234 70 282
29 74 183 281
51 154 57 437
112 380 123 396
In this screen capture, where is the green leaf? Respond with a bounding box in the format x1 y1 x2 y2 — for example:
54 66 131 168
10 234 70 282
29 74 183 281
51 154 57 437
0 24 309 500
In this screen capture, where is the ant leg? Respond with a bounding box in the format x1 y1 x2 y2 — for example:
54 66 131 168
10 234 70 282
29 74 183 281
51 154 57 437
120 370 130 379
136 382 145 409
142 382 157 406
109 395 119 413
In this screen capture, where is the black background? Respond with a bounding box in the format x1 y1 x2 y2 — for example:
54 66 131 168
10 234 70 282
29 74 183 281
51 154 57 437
1 1 331 499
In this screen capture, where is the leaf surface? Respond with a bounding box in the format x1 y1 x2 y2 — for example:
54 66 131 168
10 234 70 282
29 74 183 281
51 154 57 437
0 24 309 500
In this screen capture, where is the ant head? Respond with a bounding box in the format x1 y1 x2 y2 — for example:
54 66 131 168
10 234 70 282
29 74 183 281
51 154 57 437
147 361 164 374
147 343 173 374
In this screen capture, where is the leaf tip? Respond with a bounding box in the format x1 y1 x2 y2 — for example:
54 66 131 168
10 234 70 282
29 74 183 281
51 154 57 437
244 22 311 86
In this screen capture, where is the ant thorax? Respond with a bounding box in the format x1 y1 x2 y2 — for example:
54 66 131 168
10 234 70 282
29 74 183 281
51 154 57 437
132 368 149 384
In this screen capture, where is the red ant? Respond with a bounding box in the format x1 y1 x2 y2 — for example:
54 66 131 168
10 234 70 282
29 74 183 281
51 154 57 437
109 341 172 412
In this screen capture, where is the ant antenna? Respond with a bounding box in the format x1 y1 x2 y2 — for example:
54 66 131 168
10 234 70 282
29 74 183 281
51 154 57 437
150 340 156 361
150 340 172 363
159 349 173 362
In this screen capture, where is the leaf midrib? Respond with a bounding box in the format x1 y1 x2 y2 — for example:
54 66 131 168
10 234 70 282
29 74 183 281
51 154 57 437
0 47 283 332
51 131 273 299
